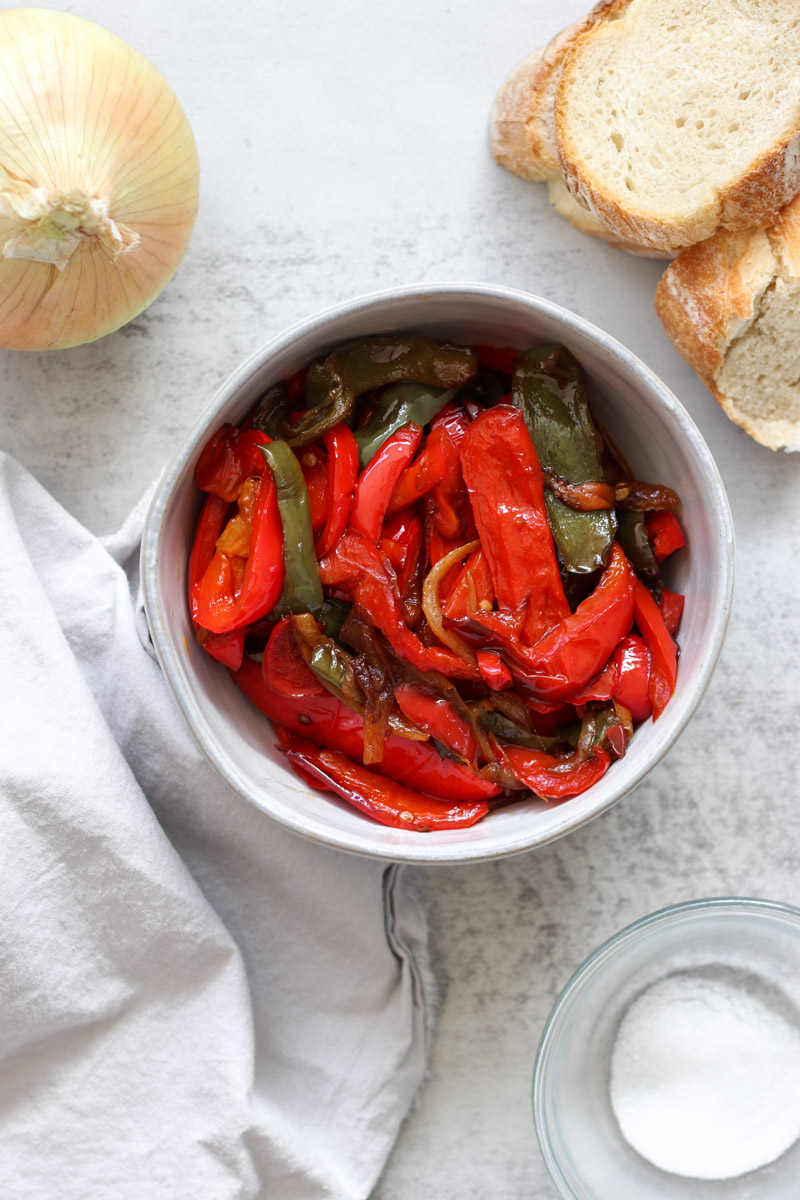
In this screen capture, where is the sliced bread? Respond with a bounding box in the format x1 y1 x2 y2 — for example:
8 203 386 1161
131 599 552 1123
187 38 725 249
546 177 671 258
655 194 800 451
556 0 800 255
490 2 671 256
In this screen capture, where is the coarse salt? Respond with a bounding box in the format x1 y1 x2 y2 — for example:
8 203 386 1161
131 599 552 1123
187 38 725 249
609 970 800 1180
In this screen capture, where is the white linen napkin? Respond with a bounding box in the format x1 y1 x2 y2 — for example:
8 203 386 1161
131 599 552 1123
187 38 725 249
0 452 433 1200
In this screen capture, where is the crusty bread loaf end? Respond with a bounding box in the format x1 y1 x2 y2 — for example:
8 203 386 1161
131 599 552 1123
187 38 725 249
656 196 800 451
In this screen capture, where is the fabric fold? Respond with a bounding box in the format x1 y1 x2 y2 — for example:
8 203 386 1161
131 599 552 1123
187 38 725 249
0 452 430 1200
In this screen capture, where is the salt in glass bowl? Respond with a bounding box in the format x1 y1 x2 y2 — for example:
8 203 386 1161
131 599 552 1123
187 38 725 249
534 897 800 1199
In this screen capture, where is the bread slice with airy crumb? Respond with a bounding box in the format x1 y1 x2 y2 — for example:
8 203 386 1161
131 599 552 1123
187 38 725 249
490 4 671 255
655 194 800 451
490 3 633 183
556 0 800 255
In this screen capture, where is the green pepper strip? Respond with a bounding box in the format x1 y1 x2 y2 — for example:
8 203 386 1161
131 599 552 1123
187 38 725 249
259 441 324 616
480 709 577 752
284 335 477 449
354 383 458 466
513 345 616 574
616 510 662 596
251 382 290 438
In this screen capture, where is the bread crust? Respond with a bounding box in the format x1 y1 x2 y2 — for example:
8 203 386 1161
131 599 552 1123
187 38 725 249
490 1 627 182
654 228 775 383
555 5 800 254
547 177 672 259
655 195 800 450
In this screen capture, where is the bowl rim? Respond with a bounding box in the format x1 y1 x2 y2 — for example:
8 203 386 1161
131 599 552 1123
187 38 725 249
532 896 800 1198
141 280 735 864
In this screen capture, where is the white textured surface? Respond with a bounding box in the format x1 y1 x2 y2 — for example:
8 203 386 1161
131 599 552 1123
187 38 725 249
3 2 799 1197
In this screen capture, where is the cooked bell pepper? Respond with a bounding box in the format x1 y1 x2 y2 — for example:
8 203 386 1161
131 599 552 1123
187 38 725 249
259 440 324 616
633 580 677 720
480 709 570 751
476 650 513 691
349 423 422 543
319 529 480 681
386 429 447 515
393 683 477 763
646 511 686 562
278 733 489 831
460 405 569 645
513 345 615 574
354 381 457 466
264 615 323 697
191 446 285 634
460 542 635 703
444 548 495 621
195 425 277 503
499 744 611 800
617 510 661 591
660 587 685 636
570 658 619 704
300 447 329 534
188 493 230 623
286 335 477 449
611 634 652 723
314 424 359 560
380 512 423 615
472 344 516 376
198 628 245 670
234 656 499 802
251 383 290 440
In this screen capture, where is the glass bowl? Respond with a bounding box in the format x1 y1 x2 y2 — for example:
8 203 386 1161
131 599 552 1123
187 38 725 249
534 898 800 1199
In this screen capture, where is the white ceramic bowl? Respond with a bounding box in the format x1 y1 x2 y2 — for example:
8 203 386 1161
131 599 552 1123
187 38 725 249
141 283 734 864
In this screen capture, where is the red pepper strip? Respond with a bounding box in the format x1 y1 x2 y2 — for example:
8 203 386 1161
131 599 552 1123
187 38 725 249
300 448 329 534
443 548 495 620
430 403 471 444
319 530 481 680
393 684 478 762
349 424 422 544
277 733 489 831
192 469 284 634
611 634 652 723
499 744 611 800
314 424 359 559
188 494 230 625
570 658 619 704
380 512 422 601
646 511 686 562
471 344 517 376
234 657 500 802
428 426 472 542
633 580 677 721
460 542 635 703
660 587 685 636
527 704 577 735
460 405 570 646
195 424 241 500
195 426 272 501
476 650 513 691
263 615 323 697
385 429 447 516
200 629 245 670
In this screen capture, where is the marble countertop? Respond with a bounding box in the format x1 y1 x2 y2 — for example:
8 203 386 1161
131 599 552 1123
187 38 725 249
5 2 799 1196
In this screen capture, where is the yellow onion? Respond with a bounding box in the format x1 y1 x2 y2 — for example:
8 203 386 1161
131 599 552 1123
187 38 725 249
0 9 199 350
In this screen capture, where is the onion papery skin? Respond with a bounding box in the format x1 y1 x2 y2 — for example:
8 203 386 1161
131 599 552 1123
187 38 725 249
0 9 199 350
